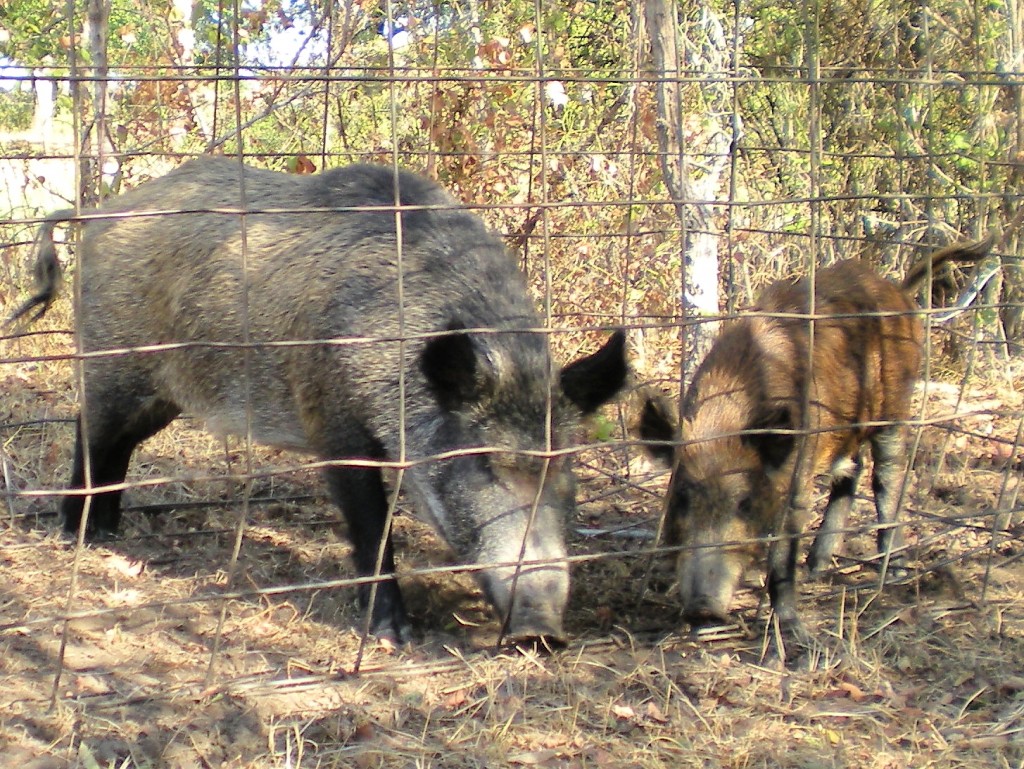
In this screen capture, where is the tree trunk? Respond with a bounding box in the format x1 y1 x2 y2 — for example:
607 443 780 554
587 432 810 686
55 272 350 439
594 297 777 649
1001 0 1024 348
31 73 55 148
83 0 110 204
643 1 733 383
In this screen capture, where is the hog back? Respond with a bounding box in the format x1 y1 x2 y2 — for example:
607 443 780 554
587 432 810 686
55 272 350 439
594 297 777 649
753 260 924 476
75 157 552 460
24 156 637 644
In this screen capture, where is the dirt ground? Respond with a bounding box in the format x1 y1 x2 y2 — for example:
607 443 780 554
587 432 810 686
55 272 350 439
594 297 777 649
1 339 1023 769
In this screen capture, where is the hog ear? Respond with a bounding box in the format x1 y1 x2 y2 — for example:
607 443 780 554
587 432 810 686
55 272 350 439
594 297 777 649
638 395 678 465
420 321 493 410
560 329 628 414
744 405 795 469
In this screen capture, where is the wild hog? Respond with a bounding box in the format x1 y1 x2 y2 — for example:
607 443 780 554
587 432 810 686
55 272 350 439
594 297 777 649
10 156 628 644
640 235 993 633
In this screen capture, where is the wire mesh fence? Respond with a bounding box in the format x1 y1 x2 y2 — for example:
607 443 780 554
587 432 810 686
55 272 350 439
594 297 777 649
1 1 1023 767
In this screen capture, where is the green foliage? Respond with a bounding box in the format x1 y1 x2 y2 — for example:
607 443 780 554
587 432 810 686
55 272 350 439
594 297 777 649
0 0 1015 341
0 85 33 130
733 0 1009 267
0 0 188 67
0 1 69 64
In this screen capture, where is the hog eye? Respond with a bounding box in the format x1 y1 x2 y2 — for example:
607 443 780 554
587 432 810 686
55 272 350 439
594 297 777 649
737 497 752 517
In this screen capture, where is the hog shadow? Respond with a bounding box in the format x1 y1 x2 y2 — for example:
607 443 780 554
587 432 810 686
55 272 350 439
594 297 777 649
0 553 271 767
10 412 529 654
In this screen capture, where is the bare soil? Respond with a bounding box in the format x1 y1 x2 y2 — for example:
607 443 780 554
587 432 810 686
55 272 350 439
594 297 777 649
1 328 1023 769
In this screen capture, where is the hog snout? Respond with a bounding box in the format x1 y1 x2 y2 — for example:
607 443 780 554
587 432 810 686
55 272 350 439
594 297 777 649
479 562 569 643
682 597 732 626
677 542 744 628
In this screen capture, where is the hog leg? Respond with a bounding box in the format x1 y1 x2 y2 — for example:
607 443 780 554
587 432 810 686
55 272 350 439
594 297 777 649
767 451 822 649
324 464 411 643
806 456 865 575
63 398 181 538
869 425 908 573
767 497 805 629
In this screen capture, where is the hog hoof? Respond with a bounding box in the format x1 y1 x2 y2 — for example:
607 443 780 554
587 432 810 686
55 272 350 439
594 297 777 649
358 588 413 645
805 554 832 579
875 556 910 582
59 523 119 543
761 619 812 668
763 619 846 671
369 621 413 647
362 610 414 646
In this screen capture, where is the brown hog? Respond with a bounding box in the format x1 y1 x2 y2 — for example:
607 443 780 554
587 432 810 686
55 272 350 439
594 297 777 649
641 235 994 632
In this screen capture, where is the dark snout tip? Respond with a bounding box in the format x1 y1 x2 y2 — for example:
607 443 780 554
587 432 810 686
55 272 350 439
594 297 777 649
501 632 568 655
683 602 732 629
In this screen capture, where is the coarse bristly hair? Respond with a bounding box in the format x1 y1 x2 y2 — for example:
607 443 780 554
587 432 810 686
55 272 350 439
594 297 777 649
9 157 629 645
640 234 994 632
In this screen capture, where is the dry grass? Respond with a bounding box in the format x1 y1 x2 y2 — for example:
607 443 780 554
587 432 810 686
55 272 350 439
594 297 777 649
1 309 1023 769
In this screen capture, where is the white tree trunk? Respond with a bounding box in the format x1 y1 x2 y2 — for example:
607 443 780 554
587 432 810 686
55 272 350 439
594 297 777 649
31 74 55 147
644 1 736 382
173 0 197 65
84 0 110 202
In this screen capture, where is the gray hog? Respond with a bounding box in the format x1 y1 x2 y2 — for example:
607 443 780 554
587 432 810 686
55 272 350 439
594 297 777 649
640 236 993 635
10 156 628 644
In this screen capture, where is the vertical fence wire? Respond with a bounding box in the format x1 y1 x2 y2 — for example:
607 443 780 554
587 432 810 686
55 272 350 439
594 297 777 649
50 0 83 712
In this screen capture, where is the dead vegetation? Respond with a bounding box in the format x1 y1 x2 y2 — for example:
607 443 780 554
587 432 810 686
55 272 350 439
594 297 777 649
1 301 1023 769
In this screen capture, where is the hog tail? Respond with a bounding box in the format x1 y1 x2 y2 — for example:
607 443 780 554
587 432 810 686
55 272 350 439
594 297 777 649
6 209 75 326
901 231 995 292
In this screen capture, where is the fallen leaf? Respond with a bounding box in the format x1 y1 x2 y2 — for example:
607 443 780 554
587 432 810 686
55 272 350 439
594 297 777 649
73 675 110 696
540 734 572 750
611 703 636 720
952 670 975 687
839 681 868 701
351 722 375 742
998 676 1024 693
645 701 668 723
965 733 1010 749
102 553 145 578
578 747 613 767
443 688 468 709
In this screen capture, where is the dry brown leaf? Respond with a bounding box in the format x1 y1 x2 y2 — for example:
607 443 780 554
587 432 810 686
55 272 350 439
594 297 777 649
964 733 1010 750
645 701 668 723
72 674 109 695
803 699 872 718
351 722 375 743
102 551 146 578
540 734 572 750
837 681 869 701
353 751 381 769
952 669 976 687
594 605 614 627
442 688 469 709
579 747 614 767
